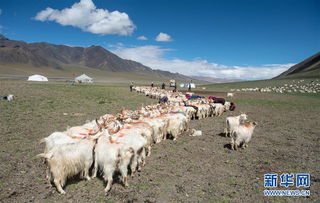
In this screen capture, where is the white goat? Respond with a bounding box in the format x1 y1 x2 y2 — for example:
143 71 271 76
224 102 231 112
190 129 202 136
165 112 188 140
224 113 248 137
231 122 257 150
92 135 134 194
109 128 148 175
41 119 105 153
37 139 97 194
211 103 224 116
227 93 234 97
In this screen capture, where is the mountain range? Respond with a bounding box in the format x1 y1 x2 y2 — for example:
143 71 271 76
1 35 318 83
274 52 320 79
0 35 193 82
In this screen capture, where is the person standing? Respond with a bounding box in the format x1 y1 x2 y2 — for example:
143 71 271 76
161 82 165 89
130 82 134 92
173 82 177 92
229 102 236 111
151 82 154 87
188 81 192 91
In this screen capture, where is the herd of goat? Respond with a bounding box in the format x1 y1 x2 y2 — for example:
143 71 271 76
230 79 320 93
37 86 257 194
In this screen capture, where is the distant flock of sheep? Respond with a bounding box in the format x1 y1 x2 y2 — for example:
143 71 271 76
230 79 320 93
38 86 257 194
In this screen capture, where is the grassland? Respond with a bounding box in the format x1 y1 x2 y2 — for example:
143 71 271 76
201 78 318 91
0 80 319 202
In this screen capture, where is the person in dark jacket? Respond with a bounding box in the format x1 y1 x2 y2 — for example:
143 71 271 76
130 82 134 92
159 96 168 103
161 83 165 89
229 102 236 111
188 83 191 91
173 82 177 92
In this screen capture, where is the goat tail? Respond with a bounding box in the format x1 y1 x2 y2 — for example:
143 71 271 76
39 138 46 144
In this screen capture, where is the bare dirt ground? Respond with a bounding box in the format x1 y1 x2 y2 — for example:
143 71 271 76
0 81 319 202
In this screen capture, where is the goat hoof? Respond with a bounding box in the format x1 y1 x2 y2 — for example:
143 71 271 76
104 189 110 195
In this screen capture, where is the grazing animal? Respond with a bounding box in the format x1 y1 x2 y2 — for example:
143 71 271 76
211 103 224 116
227 93 234 97
37 139 98 194
224 102 231 112
224 113 248 137
2 94 14 101
92 135 134 194
190 129 202 136
231 122 257 150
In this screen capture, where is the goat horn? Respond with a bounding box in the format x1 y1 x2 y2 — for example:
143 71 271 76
95 118 105 129
89 129 100 135
89 121 104 136
108 126 121 135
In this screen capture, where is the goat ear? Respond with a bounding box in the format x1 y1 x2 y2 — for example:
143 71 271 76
253 122 258 126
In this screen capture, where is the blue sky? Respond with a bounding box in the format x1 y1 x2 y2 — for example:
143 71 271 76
0 0 319 79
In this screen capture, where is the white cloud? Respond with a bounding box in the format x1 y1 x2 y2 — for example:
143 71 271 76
111 45 294 80
156 32 172 42
137 36 148 40
34 0 135 35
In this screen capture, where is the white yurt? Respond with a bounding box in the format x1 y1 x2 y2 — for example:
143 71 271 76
27 74 48 82
180 83 196 88
75 74 93 83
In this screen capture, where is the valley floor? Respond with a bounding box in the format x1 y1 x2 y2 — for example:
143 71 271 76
0 80 319 202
